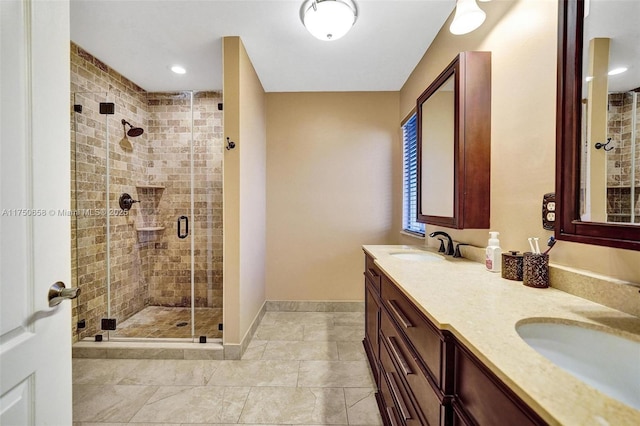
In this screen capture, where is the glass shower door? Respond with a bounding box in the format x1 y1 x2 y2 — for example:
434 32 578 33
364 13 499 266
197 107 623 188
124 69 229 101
131 91 223 340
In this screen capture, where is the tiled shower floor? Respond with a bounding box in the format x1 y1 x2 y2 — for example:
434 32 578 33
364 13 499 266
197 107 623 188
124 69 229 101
111 306 223 339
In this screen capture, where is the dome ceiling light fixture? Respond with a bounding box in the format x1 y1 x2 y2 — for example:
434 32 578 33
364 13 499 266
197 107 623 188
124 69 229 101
300 0 358 41
449 0 487 35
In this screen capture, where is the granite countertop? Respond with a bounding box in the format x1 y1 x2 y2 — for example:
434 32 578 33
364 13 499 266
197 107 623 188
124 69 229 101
363 245 640 426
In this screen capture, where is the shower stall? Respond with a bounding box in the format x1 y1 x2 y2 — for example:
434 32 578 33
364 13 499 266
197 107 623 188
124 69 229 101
71 87 223 343
606 90 639 223
580 89 639 223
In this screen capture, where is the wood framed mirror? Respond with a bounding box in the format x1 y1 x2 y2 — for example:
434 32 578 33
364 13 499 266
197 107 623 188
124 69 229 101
417 51 491 229
556 0 640 250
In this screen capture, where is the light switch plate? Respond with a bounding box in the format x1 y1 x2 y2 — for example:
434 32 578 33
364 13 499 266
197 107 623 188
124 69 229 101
542 193 556 230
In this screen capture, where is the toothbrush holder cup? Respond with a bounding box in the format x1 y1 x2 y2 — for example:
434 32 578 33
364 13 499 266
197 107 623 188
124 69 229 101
501 251 523 281
523 252 549 288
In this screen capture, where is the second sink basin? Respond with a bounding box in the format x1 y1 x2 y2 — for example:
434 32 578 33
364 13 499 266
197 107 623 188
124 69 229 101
389 251 444 261
516 320 640 410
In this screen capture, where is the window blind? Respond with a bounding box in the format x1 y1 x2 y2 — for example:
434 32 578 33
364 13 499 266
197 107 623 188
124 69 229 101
402 114 425 235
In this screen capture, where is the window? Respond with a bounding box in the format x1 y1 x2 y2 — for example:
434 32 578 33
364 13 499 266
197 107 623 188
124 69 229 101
402 113 425 236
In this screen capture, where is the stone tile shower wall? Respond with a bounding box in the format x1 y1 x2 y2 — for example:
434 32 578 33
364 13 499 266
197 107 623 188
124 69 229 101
70 43 223 342
607 91 639 223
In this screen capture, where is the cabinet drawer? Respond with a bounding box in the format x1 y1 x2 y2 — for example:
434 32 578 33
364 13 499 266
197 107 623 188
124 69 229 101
379 344 424 426
380 307 443 426
454 344 546 426
381 275 444 387
365 254 382 293
378 370 403 426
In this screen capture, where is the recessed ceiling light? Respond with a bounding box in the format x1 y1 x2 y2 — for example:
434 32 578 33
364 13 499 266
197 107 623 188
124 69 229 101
608 67 628 76
171 65 186 74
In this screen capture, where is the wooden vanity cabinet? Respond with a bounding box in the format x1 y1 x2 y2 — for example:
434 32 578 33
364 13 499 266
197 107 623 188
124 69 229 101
374 263 454 426
363 253 547 426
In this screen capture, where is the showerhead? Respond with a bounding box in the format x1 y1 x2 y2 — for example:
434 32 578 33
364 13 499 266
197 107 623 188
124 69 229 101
127 126 144 137
121 119 144 137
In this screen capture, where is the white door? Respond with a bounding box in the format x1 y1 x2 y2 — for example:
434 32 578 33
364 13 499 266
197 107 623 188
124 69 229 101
0 0 72 424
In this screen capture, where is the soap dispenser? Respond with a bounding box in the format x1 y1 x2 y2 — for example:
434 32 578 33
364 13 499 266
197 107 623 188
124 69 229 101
485 231 501 272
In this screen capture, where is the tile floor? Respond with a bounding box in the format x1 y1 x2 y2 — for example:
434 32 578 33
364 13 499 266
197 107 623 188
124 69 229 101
73 310 382 425
111 306 223 339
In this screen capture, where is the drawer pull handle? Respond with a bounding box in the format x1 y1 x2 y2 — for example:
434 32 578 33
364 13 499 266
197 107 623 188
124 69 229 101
387 372 412 421
388 300 413 328
386 406 401 426
388 336 413 376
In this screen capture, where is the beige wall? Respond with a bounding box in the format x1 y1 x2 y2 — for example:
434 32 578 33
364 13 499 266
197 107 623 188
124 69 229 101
399 0 639 283
265 92 400 301
223 37 267 345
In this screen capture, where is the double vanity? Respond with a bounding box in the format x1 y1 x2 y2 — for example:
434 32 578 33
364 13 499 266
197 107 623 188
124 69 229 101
363 245 640 425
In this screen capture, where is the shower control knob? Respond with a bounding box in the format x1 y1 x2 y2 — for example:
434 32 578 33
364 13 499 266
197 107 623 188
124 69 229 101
48 281 81 307
119 193 139 211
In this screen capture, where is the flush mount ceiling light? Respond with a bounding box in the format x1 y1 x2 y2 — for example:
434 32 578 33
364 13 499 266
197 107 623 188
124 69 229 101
300 0 358 41
171 65 186 74
450 0 486 35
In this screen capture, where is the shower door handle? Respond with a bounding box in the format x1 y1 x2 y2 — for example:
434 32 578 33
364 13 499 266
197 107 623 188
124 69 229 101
177 215 189 239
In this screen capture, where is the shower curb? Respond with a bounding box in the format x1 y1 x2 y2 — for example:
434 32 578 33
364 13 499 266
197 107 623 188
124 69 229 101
72 339 224 360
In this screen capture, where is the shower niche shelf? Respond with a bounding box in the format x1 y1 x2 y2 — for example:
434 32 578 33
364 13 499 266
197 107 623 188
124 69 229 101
136 226 165 232
135 184 165 190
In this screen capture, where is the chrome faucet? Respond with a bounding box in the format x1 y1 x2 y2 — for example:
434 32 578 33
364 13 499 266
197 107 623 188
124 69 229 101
429 231 454 256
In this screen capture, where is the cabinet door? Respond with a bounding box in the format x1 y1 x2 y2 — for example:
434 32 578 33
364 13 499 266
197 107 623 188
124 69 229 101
454 343 546 426
364 281 380 384
417 51 491 229
452 403 472 426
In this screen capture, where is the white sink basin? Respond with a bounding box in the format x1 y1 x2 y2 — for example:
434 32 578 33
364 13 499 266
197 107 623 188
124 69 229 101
389 251 444 261
516 321 640 410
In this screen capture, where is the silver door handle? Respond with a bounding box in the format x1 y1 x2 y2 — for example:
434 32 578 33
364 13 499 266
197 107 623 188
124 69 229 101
48 281 80 307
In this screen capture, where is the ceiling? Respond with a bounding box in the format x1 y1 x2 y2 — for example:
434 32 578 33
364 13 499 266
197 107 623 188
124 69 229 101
583 0 640 93
70 0 456 93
